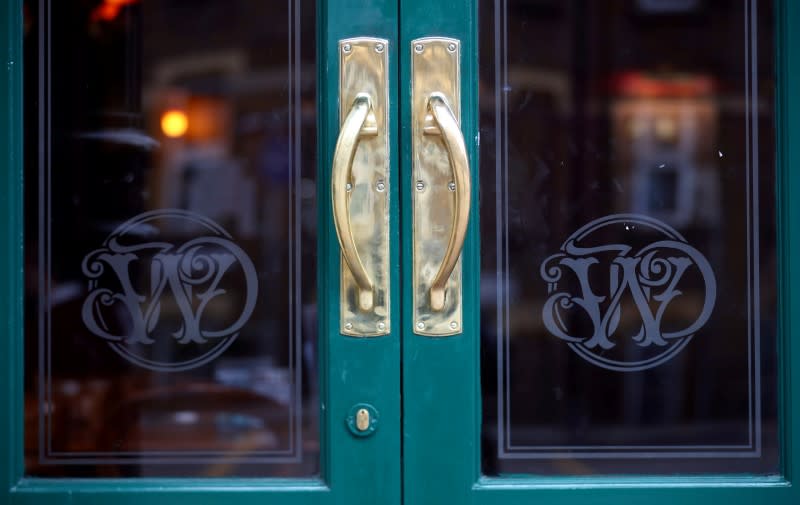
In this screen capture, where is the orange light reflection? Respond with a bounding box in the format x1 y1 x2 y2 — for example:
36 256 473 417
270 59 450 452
161 110 189 139
91 0 139 23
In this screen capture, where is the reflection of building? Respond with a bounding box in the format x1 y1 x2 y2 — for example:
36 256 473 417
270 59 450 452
160 144 257 237
611 72 720 228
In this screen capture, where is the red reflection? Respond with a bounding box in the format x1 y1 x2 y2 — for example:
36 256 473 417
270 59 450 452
91 0 139 23
612 71 715 98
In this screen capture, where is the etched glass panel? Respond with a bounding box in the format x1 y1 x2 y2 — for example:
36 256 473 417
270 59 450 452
480 0 778 475
23 0 318 477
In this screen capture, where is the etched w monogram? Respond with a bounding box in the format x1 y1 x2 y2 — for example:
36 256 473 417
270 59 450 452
540 215 716 371
81 210 258 371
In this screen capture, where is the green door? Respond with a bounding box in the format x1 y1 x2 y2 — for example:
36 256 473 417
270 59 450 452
0 0 402 503
3 1 800 505
402 1 800 504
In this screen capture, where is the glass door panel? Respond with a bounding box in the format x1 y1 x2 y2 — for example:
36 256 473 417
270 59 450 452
479 0 778 476
23 0 318 478
8 2 401 504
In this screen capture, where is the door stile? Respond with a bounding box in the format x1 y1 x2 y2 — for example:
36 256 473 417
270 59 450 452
319 1 402 504
1 0 25 491
399 1 481 504
778 0 800 490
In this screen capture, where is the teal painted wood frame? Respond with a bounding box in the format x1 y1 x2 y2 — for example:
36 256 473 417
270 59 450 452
319 2 402 505
1 0 25 495
0 1 402 504
400 1 800 504
399 1 480 504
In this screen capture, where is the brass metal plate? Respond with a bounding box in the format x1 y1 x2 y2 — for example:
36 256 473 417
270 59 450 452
355 408 370 431
338 37 390 337
411 37 462 336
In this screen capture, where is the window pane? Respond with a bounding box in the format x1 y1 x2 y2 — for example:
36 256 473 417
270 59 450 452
24 0 318 477
480 0 778 475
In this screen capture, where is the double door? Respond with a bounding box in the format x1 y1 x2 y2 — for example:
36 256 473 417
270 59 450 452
3 1 800 504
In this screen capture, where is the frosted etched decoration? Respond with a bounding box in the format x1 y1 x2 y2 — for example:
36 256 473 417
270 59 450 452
23 0 318 477
480 0 778 475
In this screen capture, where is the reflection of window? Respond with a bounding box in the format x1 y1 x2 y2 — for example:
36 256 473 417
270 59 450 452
647 167 679 213
636 0 700 14
631 155 696 227
611 78 720 229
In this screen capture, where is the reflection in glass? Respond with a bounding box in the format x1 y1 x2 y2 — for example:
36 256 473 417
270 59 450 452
480 0 778 475
24 0 318 477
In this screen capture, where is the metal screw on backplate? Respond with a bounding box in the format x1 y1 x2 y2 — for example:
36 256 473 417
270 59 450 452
447 43 456 52
448 181 456 191
346 183 352 192
376 180 386 192
450 321 458 330
415 180 425 191
377 321 386 331
416 321 425 330
375 43 385 53
414 43 424 53
343 43 352 53
345 322 353 331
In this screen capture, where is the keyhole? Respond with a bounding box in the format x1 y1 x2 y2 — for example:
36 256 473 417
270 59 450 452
356 408 370 431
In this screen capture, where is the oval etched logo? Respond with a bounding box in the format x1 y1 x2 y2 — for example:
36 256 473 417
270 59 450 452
81 210 258 372
540 214 716 372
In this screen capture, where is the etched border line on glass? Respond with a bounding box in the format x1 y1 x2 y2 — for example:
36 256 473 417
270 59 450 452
495 0 764 460
36 0 306 466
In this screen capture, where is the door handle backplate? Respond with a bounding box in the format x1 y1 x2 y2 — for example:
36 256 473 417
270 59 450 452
333 37 390 337
411 37 468 336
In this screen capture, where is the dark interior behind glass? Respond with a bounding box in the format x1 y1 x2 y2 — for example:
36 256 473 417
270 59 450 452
23 0 318 477
479 0 778 475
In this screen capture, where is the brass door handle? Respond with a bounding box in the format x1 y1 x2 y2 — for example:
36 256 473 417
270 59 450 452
423 93 471 312
332 93 378 312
